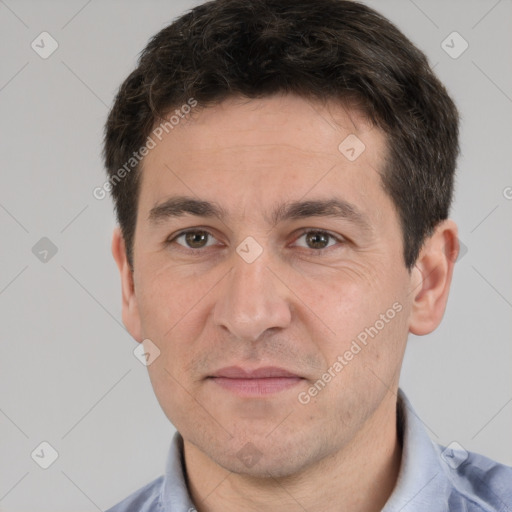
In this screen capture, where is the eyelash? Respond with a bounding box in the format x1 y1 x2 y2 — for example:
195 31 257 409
165 228 346 255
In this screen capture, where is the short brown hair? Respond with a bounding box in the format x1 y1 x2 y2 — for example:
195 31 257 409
103 0 459 269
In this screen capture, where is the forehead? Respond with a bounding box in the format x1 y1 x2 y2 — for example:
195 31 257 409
152 94 384 157
139 94 390 221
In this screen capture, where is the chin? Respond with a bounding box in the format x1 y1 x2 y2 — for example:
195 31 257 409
204 432 327 480
218 452 305 479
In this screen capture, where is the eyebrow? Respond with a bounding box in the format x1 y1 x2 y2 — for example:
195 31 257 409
148 196 229 223
148 195 371 231
269 198 370 231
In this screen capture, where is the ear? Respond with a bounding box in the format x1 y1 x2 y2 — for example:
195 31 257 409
111 227 143 342
408 219 459 336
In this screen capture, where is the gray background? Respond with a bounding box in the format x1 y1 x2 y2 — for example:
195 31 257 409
0 0 511 510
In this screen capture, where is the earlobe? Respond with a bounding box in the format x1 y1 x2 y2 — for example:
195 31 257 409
408 220 459 336
111 227 143 342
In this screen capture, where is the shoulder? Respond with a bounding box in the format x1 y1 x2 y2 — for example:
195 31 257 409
105 475 164 512
445 449 512 511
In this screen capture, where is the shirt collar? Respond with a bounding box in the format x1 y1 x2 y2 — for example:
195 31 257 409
383 389 451 511
160 432 196 510
160 388 452 511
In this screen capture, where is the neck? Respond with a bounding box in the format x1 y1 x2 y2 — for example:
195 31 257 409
183 392 401 512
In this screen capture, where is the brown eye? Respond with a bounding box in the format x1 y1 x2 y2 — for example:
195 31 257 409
171 230 218 249
184 231 210 248
293 230 342 251
305 231 331 249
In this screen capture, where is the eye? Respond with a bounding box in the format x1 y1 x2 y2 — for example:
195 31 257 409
166 228 344 253
170 229 219 249
292 230 344 251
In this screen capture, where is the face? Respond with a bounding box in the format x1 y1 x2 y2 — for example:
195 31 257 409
120 94 418 477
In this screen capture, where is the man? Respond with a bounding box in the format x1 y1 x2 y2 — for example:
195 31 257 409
104 0 512 510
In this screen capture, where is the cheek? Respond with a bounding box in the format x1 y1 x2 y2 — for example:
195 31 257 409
309 270 381 337
145 360 200 432
135 265 210 336
309 267 409 372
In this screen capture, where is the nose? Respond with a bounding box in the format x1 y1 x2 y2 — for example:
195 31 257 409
213 251 292 342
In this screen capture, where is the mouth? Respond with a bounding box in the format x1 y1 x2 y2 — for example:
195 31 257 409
208 366 304 396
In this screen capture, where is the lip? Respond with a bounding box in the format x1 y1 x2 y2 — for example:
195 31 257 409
208 366 303 396
210 366 300 379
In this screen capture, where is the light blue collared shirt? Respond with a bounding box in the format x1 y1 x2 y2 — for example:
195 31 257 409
107 390 512 511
